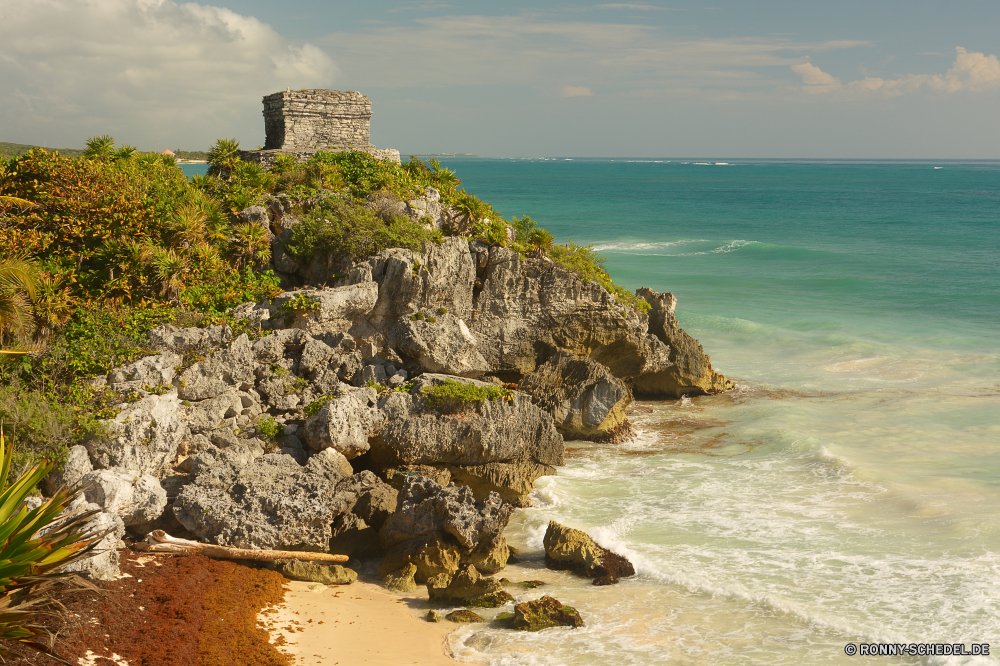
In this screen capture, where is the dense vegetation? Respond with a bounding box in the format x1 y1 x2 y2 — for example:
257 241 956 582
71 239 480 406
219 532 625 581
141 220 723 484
0 136 644 475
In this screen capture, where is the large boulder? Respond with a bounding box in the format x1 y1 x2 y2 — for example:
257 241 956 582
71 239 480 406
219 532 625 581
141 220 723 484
89 391 187 476
178 334 255 401
426 564 511 607
173 450 390 552
378 476 513 583
387 314 488 378
370 374 563 505
81 469 168 527
301 387 380 458
273 283 379 335
519 351 632 441
498 596 585 631
543 521 635 585
634 288 734 397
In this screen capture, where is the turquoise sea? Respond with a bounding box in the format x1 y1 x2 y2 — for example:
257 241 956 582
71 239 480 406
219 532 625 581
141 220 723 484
184 158 999 665
430 159 1000 666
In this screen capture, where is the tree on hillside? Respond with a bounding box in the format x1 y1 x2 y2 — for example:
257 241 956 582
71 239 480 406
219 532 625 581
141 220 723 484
208 138 241 180
0 257 38 346
83 135 116 160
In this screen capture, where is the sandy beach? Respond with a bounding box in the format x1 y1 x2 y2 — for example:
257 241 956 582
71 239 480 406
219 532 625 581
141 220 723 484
262 579 460 666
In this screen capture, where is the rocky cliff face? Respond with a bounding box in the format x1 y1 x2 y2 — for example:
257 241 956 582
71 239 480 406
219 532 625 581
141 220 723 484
61 231 730 580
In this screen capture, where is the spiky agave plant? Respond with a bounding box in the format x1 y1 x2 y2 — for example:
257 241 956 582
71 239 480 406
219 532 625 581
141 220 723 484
0 426 106 664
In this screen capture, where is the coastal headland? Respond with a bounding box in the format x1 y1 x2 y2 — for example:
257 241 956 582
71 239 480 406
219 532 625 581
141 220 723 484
0 89 732 663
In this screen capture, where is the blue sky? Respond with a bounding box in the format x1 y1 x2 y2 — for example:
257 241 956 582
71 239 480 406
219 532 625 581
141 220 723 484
1 0 998 157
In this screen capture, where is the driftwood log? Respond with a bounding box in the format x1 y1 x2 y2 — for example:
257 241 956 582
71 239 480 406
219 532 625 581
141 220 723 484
135 530 349 563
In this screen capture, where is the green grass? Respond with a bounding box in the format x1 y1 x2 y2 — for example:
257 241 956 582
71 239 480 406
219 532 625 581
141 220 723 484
421 379 513 413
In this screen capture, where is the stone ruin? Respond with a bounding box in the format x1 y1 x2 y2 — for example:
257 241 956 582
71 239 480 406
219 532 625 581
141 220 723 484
241 89 400 167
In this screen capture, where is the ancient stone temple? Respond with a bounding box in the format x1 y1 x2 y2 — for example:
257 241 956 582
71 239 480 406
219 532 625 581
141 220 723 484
241 89 400 167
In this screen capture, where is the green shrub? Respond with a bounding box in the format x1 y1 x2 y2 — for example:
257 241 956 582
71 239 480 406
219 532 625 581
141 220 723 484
421 379 513 413
284 199 433 263
549 241 651 314
0 428 108 663
0 386 105 484
280 292 321 314
437 307 448 315
257 416 281 440
304 394 333 417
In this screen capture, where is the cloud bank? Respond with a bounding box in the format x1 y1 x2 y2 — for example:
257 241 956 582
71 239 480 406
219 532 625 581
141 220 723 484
0 0 339 148
793 47 1000 97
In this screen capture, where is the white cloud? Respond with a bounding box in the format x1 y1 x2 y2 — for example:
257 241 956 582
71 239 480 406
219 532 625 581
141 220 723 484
562 86 594 97
322 14 866 98
791 61 841 92
793 47 1000 98
0 0 340 148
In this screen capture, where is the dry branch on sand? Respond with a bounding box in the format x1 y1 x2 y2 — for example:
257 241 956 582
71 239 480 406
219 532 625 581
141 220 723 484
135 530 349 563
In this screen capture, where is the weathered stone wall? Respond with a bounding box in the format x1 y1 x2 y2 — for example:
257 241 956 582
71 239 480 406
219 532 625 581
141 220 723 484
263 89 372 151
243 89 400 165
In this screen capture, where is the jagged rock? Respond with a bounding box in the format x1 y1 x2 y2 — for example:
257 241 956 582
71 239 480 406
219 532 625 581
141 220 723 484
273 283 379 335
497 596 584 631
178 335 255 401
185 441 265 477
519 351 632 440
238 205 270 228
387 314 488 378
381 477 512 552
107 352 181 392
172 452 358 551
382 563 418 592
183 391 245 434
89 391 188 476
426 565 510 607
231 301 272 327
43 445 93 495
148 324 232 353
370 374 563 505
377 533 462 583
309 447 354 477
301 387 380 458
81 469 168 527
405 187 445 230
543 521 635 585
426 610 442 622
378 476 512 582
352 481 398 529
299 338 337 376
328 513 380 558
339 238 476 326
58 496 126 581
445 610 485 623
279 560 357 585
634 287 735 397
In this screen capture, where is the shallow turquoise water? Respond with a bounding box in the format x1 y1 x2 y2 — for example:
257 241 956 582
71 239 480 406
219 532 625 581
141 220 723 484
431 159 1000 666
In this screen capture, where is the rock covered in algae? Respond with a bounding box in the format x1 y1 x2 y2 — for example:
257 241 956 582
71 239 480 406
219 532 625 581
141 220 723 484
426 564 512 607
495 596 584 631
279 560 357 585
382 562 418 592
445 609 485 623
543 520 635 585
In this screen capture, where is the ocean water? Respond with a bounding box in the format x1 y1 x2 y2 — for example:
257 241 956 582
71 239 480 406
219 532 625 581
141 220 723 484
424 159 1000 666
